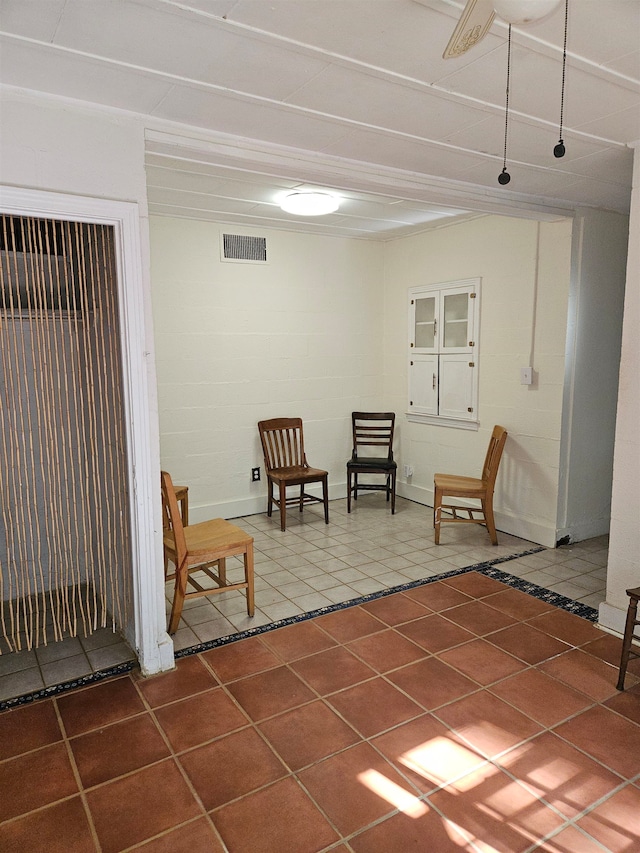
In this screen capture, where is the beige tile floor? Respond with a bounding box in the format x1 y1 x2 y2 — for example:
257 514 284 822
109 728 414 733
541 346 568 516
0 496 609 703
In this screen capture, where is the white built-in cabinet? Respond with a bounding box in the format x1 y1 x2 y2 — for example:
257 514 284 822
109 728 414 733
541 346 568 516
408 278 480 429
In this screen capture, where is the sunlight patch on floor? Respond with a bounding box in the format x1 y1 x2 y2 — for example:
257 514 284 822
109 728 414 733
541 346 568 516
357 769 428 818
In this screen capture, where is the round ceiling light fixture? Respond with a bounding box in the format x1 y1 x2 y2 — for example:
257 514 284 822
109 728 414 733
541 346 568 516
492 0 562 25
280 191 340 216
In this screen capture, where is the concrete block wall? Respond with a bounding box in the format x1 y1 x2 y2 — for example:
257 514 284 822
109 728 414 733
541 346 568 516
150 217 385 522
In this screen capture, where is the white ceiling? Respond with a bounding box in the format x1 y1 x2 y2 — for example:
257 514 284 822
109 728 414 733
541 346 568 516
1 0 639 238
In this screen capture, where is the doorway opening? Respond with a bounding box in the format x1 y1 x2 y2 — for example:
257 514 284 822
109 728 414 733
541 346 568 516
0 214 134 682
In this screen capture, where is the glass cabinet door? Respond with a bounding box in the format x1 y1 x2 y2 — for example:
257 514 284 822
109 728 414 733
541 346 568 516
413 295 436 349
442 291 469 349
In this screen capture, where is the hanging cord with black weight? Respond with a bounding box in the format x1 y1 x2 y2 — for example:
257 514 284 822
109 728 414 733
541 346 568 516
498 24 512 185
554 0 569 158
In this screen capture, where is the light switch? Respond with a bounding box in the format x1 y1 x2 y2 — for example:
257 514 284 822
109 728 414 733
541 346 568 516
520 367 533 385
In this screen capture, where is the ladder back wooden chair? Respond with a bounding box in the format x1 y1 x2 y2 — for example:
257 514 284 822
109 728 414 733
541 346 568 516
161 470 254 634
433 425 508 545
347 412 397 513
258 417 329 532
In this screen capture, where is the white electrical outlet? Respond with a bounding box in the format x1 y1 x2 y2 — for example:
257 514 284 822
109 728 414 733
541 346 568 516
520 367 533 385
403 464 414 477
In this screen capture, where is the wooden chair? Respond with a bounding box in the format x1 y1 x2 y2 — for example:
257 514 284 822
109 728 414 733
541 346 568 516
616 586 640 690
258 417 329 532
161 470 254 634
433 425 508 545
347 412 397 513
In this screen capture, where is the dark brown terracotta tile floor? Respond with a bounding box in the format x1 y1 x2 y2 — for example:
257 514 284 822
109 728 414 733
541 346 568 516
1 571 639 853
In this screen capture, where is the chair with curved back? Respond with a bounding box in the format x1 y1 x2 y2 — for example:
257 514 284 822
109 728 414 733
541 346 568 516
258 417 329 532
433 425 508 545
161 470 255 634
347 412 397 513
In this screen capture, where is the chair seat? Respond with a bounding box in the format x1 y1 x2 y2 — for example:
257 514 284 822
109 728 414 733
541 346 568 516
348 457 397 470
268 465 328 484
434 473 487 497
164 517 253 559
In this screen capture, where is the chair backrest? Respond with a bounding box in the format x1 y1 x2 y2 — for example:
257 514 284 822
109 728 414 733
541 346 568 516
258 418 307 471
481 425 508 490
352 412 395 460
161 470 187 565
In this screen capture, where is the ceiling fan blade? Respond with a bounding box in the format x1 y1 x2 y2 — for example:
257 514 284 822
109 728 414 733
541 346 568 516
443 0 496 59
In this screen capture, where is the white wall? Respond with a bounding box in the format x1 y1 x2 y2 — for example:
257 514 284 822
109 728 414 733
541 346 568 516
557 209 629 543
600 147 640 635
0 89 147 202
383 215 574 547
149 217 384 522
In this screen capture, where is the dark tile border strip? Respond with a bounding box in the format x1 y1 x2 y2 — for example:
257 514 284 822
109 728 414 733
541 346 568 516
0 660 136 712
174 546 599 661
1 545 600 712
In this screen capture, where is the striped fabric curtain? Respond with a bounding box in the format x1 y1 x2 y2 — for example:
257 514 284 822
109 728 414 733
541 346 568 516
0 215 132 652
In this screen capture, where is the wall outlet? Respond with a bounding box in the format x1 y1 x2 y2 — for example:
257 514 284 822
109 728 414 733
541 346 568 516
403 464 414 478
520 367 533 385
251 467 260 482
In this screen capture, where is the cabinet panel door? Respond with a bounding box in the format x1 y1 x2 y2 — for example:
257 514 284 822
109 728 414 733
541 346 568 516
439 354 476 420
409 354 438 415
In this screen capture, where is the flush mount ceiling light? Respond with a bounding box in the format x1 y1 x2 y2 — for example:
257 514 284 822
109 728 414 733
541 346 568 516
280 191 340 216
492 0 562 25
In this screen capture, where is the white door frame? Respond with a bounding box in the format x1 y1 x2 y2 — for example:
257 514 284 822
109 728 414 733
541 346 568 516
0 185 174 675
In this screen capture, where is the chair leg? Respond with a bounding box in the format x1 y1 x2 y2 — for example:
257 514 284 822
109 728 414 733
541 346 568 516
323 475 329 524
483 497 498 545
391 469 396 514
266 478 273 518
299 484 304 513
354 474 358 502
218 557 227 585
617 592 639 690
244 543 255 617
279 480 287 531
168 558 189 634
434 486 442 545
347 469 352 513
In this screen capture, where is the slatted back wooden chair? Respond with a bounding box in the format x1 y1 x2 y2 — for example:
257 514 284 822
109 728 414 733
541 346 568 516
433 425 508 545
347 412 397 513
161 470 254 634
258 417 329 531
